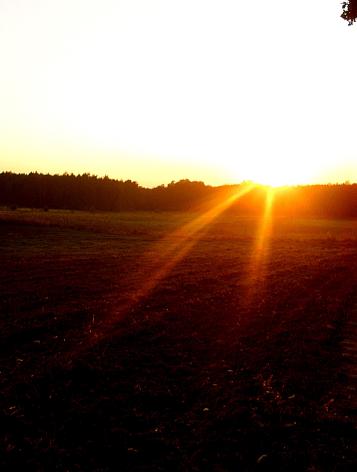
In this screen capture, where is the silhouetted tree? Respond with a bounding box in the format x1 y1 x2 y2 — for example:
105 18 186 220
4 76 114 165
342 1 357 24
0 172 356 217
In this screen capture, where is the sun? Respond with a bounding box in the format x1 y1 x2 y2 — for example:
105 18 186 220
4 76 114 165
253 173 302 188
237 158 315 188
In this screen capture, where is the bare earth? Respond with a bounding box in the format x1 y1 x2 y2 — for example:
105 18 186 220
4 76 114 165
0 209 356 471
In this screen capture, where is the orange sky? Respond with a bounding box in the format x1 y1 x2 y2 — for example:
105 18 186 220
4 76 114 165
0 1 356 186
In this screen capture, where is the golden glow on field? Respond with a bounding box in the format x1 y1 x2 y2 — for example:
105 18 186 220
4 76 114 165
243 187 275 307
74 183 255 343
255 188 275 255
69 182 277 352
128 182 254 305
0 1 356 185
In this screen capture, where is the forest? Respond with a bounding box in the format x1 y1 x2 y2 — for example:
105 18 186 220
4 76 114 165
0 171 356 217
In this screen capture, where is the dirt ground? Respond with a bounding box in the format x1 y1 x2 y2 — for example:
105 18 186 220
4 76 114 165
0 209 356 471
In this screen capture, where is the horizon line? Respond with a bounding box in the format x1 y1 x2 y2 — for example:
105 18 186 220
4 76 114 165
1 169 356 189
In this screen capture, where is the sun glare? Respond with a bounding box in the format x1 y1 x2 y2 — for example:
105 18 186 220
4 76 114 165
233 158 315 188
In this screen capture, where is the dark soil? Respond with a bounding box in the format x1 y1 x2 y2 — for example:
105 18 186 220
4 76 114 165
0 210 356 471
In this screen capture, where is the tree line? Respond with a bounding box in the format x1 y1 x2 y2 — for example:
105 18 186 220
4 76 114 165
0 172 356 218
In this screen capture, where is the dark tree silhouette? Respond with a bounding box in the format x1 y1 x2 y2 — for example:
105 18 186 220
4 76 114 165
342 1 357 24
0 172 356 217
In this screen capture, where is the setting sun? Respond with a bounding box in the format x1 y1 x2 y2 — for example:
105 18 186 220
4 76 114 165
247 164 314 188
228 153 320 187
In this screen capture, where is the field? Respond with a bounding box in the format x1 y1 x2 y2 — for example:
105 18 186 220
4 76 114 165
0 208 356 471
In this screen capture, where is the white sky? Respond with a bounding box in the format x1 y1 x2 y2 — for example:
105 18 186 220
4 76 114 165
0 0 356 186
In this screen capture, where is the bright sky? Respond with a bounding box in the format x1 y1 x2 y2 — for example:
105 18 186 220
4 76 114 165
1 0 356 186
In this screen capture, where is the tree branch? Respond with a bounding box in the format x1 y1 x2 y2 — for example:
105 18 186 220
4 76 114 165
341 0 357 24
